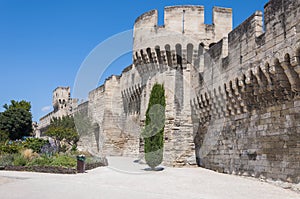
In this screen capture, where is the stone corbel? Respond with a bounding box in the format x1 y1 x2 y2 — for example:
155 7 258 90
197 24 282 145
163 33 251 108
152 52 158 64
281 59 300 93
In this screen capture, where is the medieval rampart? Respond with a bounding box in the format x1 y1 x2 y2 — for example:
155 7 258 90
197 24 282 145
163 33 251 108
39 0 300 183
190 0 300 182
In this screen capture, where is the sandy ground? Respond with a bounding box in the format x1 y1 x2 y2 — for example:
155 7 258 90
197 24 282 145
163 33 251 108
0 156 299 199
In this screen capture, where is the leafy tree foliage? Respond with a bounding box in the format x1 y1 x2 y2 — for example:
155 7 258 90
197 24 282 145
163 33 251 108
3 100 31 111
0 100 33 140
45 116 79 151
0 130 9 143
143 83 166 169
49 115 75 129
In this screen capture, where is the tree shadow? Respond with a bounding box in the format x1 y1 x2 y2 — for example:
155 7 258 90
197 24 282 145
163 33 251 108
143 167 165 171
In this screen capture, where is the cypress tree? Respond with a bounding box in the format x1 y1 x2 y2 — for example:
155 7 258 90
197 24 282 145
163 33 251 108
143 83 166 169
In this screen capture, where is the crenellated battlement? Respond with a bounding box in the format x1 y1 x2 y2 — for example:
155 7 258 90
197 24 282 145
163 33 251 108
133 6 232 52
134 10 158 28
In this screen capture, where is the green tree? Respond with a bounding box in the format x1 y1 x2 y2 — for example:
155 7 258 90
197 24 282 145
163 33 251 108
0 100 33 140
0 130 9 143
143 83 166 169
44 116 79 151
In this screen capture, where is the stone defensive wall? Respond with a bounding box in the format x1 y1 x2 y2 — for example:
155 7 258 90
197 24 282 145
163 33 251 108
86 75 140 157
40 0 300 183
121 0 300 181
190 0 300 183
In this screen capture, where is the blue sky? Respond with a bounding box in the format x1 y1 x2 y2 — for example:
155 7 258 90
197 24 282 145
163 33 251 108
0 0 269 121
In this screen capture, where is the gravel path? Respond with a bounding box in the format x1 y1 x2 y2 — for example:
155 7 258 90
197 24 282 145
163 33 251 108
0 156 299 199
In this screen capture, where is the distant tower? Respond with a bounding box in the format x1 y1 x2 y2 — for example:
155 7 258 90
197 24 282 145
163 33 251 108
52 87 72 117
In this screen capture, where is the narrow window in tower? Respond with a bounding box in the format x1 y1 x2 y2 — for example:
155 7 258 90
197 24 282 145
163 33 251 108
182 10 185 34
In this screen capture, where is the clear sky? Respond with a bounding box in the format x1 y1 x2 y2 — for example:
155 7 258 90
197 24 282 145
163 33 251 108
0 0 269 121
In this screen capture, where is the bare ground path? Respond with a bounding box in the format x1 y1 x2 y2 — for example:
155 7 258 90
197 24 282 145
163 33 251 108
0 156 299 199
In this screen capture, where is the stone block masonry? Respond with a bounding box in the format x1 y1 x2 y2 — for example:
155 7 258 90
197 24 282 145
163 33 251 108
198 100 300 183
39 0 300 183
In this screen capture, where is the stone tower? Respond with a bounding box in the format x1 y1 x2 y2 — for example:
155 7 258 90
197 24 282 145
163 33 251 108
130 6 233 166
52 87 72 118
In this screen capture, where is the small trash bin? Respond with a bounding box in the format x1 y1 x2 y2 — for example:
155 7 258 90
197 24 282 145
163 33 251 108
76 155 86 173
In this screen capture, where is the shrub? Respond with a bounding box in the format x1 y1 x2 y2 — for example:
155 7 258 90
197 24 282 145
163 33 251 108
0 154 14 166
13 153 28 166
71 145 77 152
60 144 68 153
22 149 33 159
50 155 76 168
21 149 39 161
0 142 22 154
40 143 57 156
23 138 49 153
27 155 53 166
85 156 104 164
